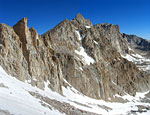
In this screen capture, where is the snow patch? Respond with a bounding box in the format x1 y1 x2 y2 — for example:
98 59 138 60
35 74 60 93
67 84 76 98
85 26 91 28
75 31 82 40
121 53 150 71
93 40 98 45
79 67 83 71
121 54 135 62
128 46 134 52
75 47 95 65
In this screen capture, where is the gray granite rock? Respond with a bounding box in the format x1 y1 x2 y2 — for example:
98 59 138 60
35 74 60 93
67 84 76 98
0 14 150 102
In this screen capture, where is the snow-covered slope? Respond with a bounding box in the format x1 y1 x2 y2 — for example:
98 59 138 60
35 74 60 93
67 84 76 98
0 66 150 115
121 52 150 73
0 66 63 115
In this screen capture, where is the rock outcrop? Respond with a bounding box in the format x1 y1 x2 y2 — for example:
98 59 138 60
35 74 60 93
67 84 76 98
0 18 63 94
0 14 150 101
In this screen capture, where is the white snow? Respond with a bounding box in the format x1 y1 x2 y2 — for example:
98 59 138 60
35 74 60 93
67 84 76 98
132 53 143 58
93 40 98 45
121 53 150 63
75 31 82 40
75 31 95 65
128 46 134 52
75 47 95 65
0 66 150 115
0 66 63 115
121 53 150 71
62 80 150 115
121 54 135 62
85 26 91 28
79 67 83 71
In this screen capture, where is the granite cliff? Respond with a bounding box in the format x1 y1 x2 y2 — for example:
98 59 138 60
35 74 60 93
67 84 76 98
0 13 150 103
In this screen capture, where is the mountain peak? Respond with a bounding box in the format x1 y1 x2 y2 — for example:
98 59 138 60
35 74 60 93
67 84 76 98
13 17 29 46
72 13 92 27
14 17 27 27
75 13 85 20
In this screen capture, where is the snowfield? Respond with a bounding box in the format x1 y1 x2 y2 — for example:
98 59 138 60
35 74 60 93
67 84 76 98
0 66 150 115
0 66 63 115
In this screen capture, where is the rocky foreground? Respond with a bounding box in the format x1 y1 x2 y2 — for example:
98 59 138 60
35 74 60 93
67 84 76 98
0 13 150 114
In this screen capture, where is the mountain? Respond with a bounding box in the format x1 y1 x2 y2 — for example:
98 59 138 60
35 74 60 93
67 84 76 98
122 33 150 52
0 13 150 114
122 33 150 74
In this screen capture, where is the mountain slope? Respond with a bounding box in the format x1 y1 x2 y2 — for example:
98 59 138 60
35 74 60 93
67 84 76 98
0 66 150 115
0 13 150 114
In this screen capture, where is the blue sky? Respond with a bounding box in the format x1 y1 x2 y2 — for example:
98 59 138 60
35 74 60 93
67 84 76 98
0 0 150 39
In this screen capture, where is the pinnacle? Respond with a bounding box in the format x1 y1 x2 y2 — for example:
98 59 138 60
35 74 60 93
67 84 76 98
20 17 27 22
14 17 27 26
75 13 85 20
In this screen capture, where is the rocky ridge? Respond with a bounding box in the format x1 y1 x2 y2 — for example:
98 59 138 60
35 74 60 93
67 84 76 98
0 13 150 102
122 33 150 52
122 33 150 74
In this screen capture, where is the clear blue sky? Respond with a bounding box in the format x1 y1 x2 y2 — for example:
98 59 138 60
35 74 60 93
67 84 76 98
0 0 150 39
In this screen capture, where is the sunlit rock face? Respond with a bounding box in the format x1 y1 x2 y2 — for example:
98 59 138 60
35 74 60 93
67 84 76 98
0 18 63 94
0 14 150 101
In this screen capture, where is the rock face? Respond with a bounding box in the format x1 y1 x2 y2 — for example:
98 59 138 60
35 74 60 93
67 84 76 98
122 33 150 57
122 33 150 52
0 18 63 93
0 14 150 101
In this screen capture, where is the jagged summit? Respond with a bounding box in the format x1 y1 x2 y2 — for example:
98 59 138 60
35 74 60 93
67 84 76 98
43 13 92 35
42 13 93 36
74 13 85 21
71 13 92 27
13 17 27 27
42 19 70 35
13 17 28 40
